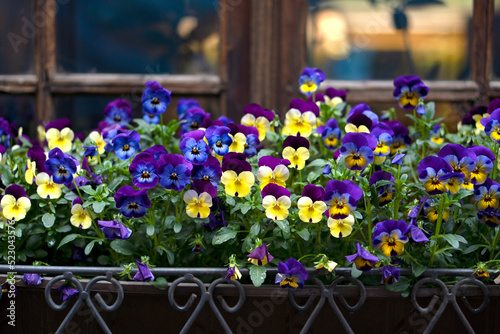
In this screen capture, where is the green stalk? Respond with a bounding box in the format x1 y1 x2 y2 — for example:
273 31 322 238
429 196 445 267
490 227 500 261
365 197 372 248
492 142 499 180
393 164 401 220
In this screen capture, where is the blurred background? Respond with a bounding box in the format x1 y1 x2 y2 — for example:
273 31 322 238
0 0 498 137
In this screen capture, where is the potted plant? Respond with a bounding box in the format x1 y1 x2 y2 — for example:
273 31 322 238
1 69 500 333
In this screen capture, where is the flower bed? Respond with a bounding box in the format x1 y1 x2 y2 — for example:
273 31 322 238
1 69 500 304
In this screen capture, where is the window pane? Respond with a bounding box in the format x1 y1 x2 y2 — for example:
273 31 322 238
308 0 472 80
0 95 36 137
53 95 221 134
56 0 219 74
0 1 35 74
492 2 500 79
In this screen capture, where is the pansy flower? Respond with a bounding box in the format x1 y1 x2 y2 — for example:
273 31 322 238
369 171 395 206
417 156 464 195
460 105 488 130
44 148 78 184
316 119 341 150
55 283 79 301
158 154 193 191
424 200 450 223
380 265 400 285
183 188 213 219
192 156 222 187
345 243 379 271
46 120 74 153
371 124 394 165
345 113 372 134
129 152 160 189
88 131 107 155
104 99 132 126
438 144 476 191
474 178 500 211
372 220 409 257
384 121 412 155
408 220 430 244
1 185 31 221
347 103 378 122
143 112 160 124
141 81 171 115
70 198 92 229
477 210 500 228
430 124 444 145
22 273 43 286
240 103 274 141
339 132 377 171
282 135 310 170
25 159 36 184
225 265 242 282
289 99 320 117
180 107 210 134
275 258 308 289
101 123 126 152
112 130 141 160
282 108 317 137
35 172 63 199
298 67 325 96
323 180 363 219
298 184 326 223
28 145 48 174
393 75 429 109
247 243 274 266
243 133 260 158
206 125 233 156
327 214 355 238
262 183 291 221
143 144 168 161
310 87 346 108
133 261 155 281
221 153 255 197
257 156 290 190
481 109 500 143
98 220 132 240
468 146 494 185
177 98 201 119
114 185 151 218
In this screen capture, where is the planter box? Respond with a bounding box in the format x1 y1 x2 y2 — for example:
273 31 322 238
2 267 500 334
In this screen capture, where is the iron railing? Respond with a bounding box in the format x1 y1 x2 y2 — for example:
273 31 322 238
0 265 496 334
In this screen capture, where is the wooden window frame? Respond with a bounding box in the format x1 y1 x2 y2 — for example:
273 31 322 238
0 0 496 124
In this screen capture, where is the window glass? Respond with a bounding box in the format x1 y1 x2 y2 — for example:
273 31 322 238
0 1 35 74
308 0 472 80
0 95 36 137
56 0 219 74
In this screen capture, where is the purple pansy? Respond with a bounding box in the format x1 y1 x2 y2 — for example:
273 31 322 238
206 125 233 156
323 180 363 219
180 107 211 134
45 118 72 131
44 148 78 184
141 81 171 115
393 75 429 110
380 265 400 285
112 130 141 160
258 156 291 170
339 132 377 170
345 243 379 271
180 130 210 165
98 220 132 240
222 153 252 174
275 258 308 289
243 103 275 122
247 243 274 266
143 144 168 161
177 98 201 118
157 154 193 191
417 156 464 195
299 67 325 96
369 171 395 206
289 98 320 117
262 183 291 199
55 283 79 301
302 184 325 202
114 185 151 218
317 119 341 150
133 261 155 282
129 152 160 189
22 273 43 286
384 121 412 155
192 156 222 187
104 99 132 126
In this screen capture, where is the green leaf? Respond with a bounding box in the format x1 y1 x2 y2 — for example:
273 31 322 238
411 263 427 278
241 203 252 215
1 168 14 186
79 185 96 195
173 222 182 233
42 213 56 228
441 234 467 249
26 235 42 249
226 196 236 206
110 239 135 255
351 265 362 279
146 225 155 237
213 227 238 245
385 277 410 293
307 172 321 184
149 277 168 290
297 228 310 241
249 265 267 287
307 159 328 168
464 245 482 254
107 175 127 191
56 225 72 233
93 201 107 213
84 240 97 255
57 234 80 249
276 220 290 238
249 223 260 238
98 255 110 265
257 149 275 160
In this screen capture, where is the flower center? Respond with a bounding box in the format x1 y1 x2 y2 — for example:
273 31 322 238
128 203 139 210
151 98 160 105
114 115 121 121
216 141 223 147
123 144 130 151
58 166 68 175
141 171 151 179
202 176 209 181
191 147 199 155
192 122 199 129
170 173 178 180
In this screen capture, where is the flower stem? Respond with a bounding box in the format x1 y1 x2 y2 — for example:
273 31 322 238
490 227 500 261
492 142 499 180
429 196 445 267
365 197 373 248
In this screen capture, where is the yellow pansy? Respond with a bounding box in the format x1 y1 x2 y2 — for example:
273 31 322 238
257 164 289 190
1 195 31 221
37 125 46 144
345 123 370 134
377 231 407 257
282 109 316 137
46 127 74 152
228 133 246 153
297 197 327 223
282 147 310 170
241 114 271 141
183 190 213 218
327 215 354 238
472 113 490 131
221 170 255 197
70 204 92 229
88 131 106 154
262 195 291 221
35 172 63 199
25 159 36 185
